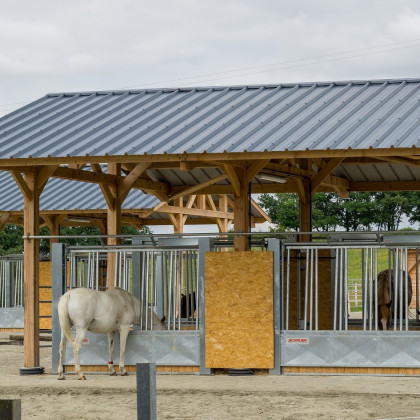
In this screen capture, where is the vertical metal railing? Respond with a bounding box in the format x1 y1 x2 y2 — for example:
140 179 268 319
283 242 419 332
68 247 199 331
0 257 23 308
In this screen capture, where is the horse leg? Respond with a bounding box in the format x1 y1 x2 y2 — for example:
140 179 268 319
73 327 88 380
107 332 117 376
118 326 130 376
57 331 66 380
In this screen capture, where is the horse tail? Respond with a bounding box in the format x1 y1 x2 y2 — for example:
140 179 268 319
58 292 73 343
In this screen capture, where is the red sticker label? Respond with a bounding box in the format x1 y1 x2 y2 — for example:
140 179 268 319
287 338 309 344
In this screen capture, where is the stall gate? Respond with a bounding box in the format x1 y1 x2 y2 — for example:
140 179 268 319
52 240 201 374
281 235 420 374
0 256 23 329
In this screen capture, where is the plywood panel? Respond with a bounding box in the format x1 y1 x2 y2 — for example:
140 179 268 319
205 251 274 369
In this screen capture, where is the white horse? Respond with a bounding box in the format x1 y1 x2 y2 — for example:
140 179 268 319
57 287 164 380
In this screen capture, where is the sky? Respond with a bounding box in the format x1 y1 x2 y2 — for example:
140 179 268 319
1 0 420 232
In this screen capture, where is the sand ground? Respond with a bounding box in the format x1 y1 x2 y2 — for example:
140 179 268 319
1 333 420 420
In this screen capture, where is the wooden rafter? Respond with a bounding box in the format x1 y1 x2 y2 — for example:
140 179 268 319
245 159 271 184
91 163 114 209
10 170 33 200
117 162 151 201
222 164 241 197
169 174 228 201
312 158 344 192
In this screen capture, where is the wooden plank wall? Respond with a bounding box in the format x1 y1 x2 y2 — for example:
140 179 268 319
205 251 274 369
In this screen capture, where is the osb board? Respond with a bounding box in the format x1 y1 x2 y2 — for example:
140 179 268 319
284 366 420 375
65 365 199 374
0 328 24 332
286 250 332 330
39 261 52 286
205 251 274 369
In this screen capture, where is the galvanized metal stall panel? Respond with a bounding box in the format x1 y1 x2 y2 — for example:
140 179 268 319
281 331 420 368
62 330 200 367
0 308 23 328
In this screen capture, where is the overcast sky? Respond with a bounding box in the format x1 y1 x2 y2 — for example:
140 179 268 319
1 0 420 118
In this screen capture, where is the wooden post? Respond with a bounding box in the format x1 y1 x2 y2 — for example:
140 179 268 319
299 178 312 243
23 171 40 368
233 167 250 252
107 163 122 289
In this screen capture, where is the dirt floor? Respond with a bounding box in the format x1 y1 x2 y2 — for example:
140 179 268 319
2 333 420 419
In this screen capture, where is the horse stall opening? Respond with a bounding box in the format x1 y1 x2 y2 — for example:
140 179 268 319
0 255 24 331
281 233 420 375
52 239 201 375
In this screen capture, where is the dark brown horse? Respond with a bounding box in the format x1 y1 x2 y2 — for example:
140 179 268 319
377 269 412 330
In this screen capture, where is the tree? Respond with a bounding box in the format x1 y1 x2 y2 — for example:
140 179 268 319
258 191 419 232
258 193 299 231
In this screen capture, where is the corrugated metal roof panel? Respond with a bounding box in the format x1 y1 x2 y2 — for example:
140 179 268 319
0 170 159 211
1 79 419 159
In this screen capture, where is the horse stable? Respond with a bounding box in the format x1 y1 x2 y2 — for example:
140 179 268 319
0 78 420 376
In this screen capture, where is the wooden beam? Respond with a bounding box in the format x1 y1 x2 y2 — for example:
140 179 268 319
232 166 249 251
169 174 228 202
36 165 59 194
245 159 271 184
11 170 33 200
1 146 420 168
155 204 234 219
91 164 115 210
0 212 10 230
117 162 151 201
222 164 241 197
250 198 271 223
312 158 344 192
350 181 420 192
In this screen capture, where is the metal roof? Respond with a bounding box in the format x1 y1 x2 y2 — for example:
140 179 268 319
0 169 266 223
0 169 159 212
0 78 419 159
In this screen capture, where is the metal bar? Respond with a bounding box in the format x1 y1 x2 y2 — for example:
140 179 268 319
338 249 342 331
167 251 173 331
145 251 150 330
417 247 419 323
374 248 378 331
394 249 399 331
344 247 348 331
363 248 368 331
309 249 313 330
399 248 403 331
369 248 373 331
315 247 319 331
178 251 182 331
286 248 290 331
304 249 309 331
333 248 339 331
404 247 409 331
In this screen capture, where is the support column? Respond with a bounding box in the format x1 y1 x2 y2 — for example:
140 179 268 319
23 171 41 368
107 163 122 288
299 179 312 242
233 167 250 252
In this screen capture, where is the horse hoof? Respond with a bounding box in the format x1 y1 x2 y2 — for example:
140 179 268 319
121 371 129 376
79 375 86 380
58 376 65 380
110 372 117 376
